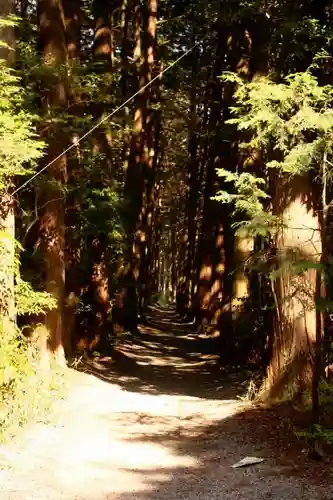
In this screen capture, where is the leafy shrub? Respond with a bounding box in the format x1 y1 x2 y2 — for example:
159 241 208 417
294 381 333 449
0 321 65 442
0 235 63 441
296 424 333 448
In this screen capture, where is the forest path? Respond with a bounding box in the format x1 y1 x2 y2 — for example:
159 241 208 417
0 306 332 500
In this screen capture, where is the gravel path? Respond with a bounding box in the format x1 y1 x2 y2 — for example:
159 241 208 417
0 307 332 500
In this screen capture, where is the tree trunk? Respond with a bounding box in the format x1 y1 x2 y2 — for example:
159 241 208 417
38 0 68 366
63 0 81 357
64 0 81 59
92 0 114 67
120 0 130 96
312 153 327 427
262 174 322 401
229 23 253 341
88 233 110 345
82 0 124 350
183 38 199 313
123 0 158 322
194 23 228 335
231 229 253 318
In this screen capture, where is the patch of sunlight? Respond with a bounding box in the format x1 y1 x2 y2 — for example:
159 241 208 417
127 340 179 351
174 334 198 341
1 406 199 499
58 433 197 471
124 349 214 368
0 367 246 500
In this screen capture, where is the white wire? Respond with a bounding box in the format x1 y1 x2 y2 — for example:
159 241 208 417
12 40 201 197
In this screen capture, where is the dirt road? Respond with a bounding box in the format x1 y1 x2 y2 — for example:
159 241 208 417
0 307 332 500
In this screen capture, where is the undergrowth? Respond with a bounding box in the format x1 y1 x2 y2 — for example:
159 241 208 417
241 375 333 450
0 322 66 443
294 381 333 450
151 292 169 308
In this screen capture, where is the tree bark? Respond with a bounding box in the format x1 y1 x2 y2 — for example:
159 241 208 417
263 174 322 401
194 23 228 335
92 0 115 67
63 0 81 357
38 0 68 366
64 0 81 59
123 0 158 319
182 35 199 314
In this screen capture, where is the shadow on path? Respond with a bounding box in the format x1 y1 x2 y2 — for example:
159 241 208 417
74 305 333 499
1 306 332 500
80 305 251 400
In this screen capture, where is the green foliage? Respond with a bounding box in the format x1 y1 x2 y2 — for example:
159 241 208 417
0 61 44 189
79 177 124 249
222 71 333 176
15 278 57 316
151 291 169 308
66 147 125 267
0 321 65 442
0 16 19 50
270 258 323 281
295 380 333 447
215 66 333 393
0 231 56 317
222 72 333 175
213 168 269 218
216 70 333 237
0 53 56 318
319 380 333 406
296 424 333 446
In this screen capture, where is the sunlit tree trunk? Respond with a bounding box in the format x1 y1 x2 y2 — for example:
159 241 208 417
64 0 81 60
190 85 210 317
92 0 114 68
38 0 68 366
63 0 81 356
183 38 199 313
228 25 254 356
198 22 253 351
125 0 144 243
117 0 144 329
83 0 124 348
120 0 132 188
145 58 162 302
195 23 228 336
231 229 253 318
140 0 158 313
135 0 158 266
120 0 130 96
262 175 322 401
151 198 161 293
124 0 158 319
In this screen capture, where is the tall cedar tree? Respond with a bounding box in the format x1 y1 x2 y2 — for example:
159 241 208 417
38 0 68 365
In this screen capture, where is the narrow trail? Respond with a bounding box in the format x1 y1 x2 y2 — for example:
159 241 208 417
0 307 332 500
